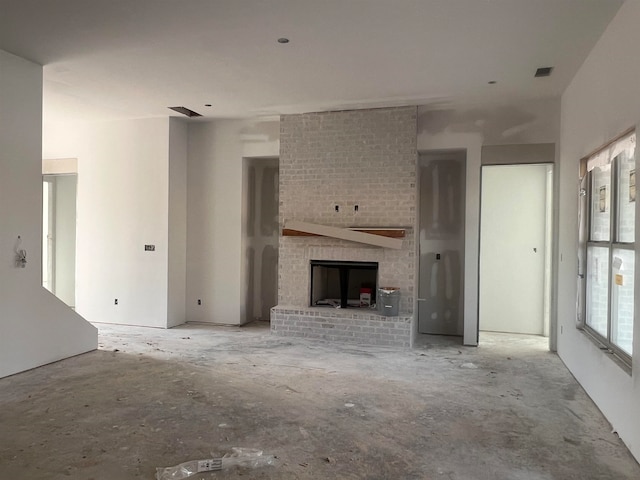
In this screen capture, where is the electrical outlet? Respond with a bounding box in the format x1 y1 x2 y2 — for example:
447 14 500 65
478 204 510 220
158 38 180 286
197 299 202 305
114 298 118 305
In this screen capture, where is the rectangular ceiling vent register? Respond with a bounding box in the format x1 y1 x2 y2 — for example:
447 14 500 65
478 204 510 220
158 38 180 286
168 106 202 117
534 67 553 77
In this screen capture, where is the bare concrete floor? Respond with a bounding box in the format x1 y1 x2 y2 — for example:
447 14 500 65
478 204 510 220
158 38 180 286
1 322 639 480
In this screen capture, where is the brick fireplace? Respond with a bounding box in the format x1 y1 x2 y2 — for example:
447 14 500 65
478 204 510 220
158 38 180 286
271 106 417 347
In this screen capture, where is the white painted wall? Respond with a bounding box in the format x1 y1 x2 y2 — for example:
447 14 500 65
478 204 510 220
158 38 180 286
43 158 77 175
558 0 640 461
480 164 548 335
186 119 279 324
0 49 97 379
43 117 182 328
417 99 560 346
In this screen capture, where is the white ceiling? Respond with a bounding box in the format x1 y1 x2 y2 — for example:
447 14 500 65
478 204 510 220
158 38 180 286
0 0 623 122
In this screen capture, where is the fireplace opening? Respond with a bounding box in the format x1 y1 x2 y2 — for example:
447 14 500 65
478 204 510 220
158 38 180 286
310 260 378 309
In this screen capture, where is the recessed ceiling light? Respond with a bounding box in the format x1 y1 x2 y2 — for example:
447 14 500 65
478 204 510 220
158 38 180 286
488 81 497 84
277 37 290 44
535 67 553 77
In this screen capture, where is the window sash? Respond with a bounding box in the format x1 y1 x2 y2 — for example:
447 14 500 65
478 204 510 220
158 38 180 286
583 131 635 365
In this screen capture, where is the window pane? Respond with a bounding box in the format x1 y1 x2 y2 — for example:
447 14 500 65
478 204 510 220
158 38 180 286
617 150 636 243
611 249 634 356
586 246 609 337
590 165 611 241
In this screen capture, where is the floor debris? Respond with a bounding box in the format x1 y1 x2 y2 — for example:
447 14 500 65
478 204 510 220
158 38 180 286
0 324 638 479
460 362 478 369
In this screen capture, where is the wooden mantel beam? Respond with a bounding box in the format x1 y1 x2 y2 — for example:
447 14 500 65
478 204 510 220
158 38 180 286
283 221 403 249
283 227 405 239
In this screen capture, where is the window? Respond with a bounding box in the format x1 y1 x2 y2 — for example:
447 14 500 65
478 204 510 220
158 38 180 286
582 131 635 364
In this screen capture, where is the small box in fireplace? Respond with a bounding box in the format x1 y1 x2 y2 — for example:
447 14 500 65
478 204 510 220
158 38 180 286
360 288 372 307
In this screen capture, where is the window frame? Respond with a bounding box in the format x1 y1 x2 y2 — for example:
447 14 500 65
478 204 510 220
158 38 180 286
581 130 635 368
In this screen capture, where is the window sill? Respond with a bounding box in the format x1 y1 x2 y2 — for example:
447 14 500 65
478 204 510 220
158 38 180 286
580 327 632 376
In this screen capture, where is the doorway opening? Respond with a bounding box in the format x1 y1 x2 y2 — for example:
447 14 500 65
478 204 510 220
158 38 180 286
242 157 279 323
417 150 466 343
479 164 553 338
42 174 77 308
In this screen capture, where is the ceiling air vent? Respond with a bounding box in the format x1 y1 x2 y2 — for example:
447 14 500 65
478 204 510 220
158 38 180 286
168 106 202 117
534 67 553 78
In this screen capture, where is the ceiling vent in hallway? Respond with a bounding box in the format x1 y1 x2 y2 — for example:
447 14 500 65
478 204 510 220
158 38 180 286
534 67 553 77
168 106 202 117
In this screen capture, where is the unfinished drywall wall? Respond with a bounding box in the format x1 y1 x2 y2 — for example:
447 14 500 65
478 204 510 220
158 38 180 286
418 98 560 146
243 157 279 322
558 0 640 461
482 143 556 165
0 49 96 378
168 118 188 328
43 117 187 328
186 119 279 324
417 99 560 346
418 152 465 336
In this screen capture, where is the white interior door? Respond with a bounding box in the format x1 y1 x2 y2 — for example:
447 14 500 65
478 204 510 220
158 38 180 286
479 164 549 335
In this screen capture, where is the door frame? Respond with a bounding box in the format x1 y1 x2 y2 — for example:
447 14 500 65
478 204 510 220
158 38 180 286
478 163 553 337
42 173 78 307
42 176 56 293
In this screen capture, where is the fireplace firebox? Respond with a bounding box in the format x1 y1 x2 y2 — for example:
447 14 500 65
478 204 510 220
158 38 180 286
310 260 378 309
